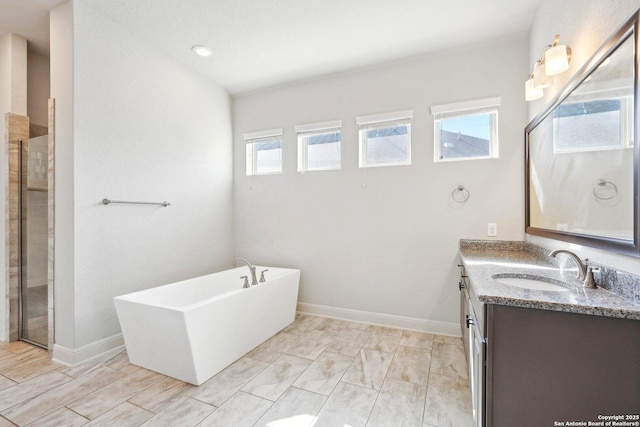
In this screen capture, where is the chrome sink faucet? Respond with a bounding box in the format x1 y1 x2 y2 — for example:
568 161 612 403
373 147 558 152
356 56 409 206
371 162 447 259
233 258 258 286
548 249 597 288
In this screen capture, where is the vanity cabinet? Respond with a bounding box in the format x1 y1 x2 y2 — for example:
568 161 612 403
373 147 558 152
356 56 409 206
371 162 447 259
459 264 640 427
459 267 486 427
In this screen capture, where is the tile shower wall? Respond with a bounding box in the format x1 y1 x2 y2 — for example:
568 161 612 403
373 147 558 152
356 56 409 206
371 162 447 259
0 33 28 342
233 37 528 329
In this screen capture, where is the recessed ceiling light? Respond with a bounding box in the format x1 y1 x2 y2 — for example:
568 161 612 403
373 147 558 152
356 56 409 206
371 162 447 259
192 45 212 57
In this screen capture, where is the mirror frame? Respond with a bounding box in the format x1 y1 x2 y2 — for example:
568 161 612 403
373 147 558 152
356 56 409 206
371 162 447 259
525 10 640 257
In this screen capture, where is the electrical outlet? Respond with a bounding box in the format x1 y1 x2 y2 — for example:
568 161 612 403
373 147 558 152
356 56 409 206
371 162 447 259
487 223 497 237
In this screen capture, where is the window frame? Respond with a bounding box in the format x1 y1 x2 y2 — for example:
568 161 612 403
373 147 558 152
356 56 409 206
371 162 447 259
552 95 634 154
431 97 501 163
356 110 413 168
243 128 284 176
295 120 342 172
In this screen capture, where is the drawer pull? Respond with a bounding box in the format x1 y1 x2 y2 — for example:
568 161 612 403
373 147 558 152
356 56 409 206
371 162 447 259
466 315 475 328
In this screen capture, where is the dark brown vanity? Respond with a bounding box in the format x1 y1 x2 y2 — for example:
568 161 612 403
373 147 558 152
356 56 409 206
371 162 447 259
459 241 640 427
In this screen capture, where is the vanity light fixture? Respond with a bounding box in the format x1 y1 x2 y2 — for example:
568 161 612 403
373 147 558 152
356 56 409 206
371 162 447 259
525 34 572 101
525 75 543 101
192 45 213 57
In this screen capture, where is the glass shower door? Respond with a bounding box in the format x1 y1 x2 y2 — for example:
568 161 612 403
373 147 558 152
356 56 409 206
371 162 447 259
20 135 49 348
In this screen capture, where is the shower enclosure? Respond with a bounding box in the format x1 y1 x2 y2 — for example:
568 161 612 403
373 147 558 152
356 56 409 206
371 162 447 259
19 134 49 348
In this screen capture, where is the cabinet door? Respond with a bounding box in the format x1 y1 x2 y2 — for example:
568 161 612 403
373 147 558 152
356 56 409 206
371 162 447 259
470 322 484 427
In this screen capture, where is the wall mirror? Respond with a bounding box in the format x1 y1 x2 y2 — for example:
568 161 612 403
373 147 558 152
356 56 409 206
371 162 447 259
525 11 640 257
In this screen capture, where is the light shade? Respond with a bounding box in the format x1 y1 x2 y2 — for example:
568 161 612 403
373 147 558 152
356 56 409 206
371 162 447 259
525 78 543 101
545 44 570 75
533 61 553 89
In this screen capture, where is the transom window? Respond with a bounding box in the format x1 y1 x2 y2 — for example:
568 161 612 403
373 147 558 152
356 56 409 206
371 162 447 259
432 97 500 162
244 128 283 175
357 110 412 168
296 120 342 172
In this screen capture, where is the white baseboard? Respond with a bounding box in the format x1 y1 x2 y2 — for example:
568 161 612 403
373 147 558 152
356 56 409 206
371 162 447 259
52 333 125 366
297 302 460 337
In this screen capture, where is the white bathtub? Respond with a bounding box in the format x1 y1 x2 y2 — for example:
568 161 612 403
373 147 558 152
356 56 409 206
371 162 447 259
114 265 300 385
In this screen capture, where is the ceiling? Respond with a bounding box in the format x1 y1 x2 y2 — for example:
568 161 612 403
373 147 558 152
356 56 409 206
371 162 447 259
1 0 541 94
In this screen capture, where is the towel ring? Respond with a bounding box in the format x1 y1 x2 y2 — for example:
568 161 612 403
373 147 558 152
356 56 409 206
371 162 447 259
592 179 618 201
451 185 470 203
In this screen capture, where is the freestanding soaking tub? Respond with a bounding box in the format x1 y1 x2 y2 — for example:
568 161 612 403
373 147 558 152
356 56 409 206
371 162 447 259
114 265 300 385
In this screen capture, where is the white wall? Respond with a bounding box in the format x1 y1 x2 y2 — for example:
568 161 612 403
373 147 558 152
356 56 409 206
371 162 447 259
0 32 27 342
527 0 640 274
50 0 75 351
51 0 234 357
233 38 528 331
27 50 50 128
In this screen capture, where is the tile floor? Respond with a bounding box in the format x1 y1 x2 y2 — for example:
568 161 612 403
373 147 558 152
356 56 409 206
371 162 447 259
0 314 472 426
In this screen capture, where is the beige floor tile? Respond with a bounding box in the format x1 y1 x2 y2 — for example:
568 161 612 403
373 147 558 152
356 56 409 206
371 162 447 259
313 317 349 333
199 391 272 427
282 314 323 335
187 357 268 406
254 387 325 427
387 346 431 385
140 396 215 427
1 366 124 426
326 329 371 357
293 351 353 395
399 331 436 350
0 416 14 426
367 378 427 427
363 328 402 353
67 367 163 420
0 349 46 371
58 348 124 379
423 373 472 427
284 330 335 360
84 401 155 426
314 382 377 427
0 370 72 412
0 315 473 427
3 342 35 355
128 375 193 413
104 351 131 371
27 407 88 427
342 348 393 390
242 354 311 401
0 377 16 392
2 355 62 383
430 342 468 380
433 335 463 347
245 332 301 363
346 322 375 332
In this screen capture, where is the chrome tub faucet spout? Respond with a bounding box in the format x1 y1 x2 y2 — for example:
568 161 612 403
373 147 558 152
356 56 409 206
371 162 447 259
233 257 258 286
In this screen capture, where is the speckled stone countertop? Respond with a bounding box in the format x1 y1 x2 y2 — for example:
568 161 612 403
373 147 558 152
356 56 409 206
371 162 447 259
459 240 640 320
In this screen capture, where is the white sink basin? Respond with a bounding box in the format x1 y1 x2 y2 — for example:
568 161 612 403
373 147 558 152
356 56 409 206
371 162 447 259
493 276 570 292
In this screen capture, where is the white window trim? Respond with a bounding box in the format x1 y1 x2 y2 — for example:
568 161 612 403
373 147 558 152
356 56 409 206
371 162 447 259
431 97 500 163
357 110 413 168
296 120 342 173
244 128 283 176
243 128 283 142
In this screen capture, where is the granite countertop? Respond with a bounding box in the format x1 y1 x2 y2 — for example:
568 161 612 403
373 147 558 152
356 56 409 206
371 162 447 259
459 240 640 320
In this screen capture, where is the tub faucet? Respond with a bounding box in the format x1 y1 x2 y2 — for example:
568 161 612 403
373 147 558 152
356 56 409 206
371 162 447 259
548 249 597 288
233 258 258 286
